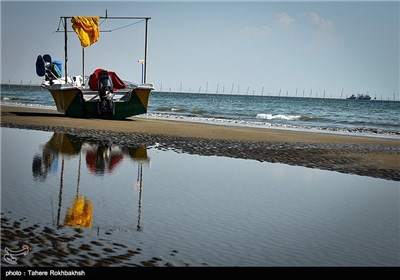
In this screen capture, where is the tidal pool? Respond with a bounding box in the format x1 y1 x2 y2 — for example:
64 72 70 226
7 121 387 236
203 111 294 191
1 127 399 266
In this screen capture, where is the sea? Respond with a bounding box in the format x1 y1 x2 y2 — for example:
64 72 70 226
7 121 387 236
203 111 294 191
1 85 400 138
1 85 399 267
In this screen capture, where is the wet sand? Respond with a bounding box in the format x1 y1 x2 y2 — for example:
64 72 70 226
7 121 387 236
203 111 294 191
1 212 181 267
1 105 400 180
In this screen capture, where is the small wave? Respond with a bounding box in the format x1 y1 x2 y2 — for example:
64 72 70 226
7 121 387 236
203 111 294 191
256 113 301 120
191 109 206 115
1 97 20 101
0 100 56 110
171 107 186 112
1 96 42 102
155 107 186 113
298 116 317 121
155 106 172 112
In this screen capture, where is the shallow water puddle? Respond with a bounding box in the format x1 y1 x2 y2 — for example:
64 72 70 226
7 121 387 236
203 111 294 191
1 128 399 266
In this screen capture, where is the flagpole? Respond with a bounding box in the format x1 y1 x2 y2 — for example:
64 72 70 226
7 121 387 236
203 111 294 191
144 18 149 84
82 48 85 85
64 17 68 82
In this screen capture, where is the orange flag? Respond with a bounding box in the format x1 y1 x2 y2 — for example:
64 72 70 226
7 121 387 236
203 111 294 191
71 16 100 47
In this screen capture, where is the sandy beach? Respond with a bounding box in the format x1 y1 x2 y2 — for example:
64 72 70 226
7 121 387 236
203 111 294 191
1 105 399 180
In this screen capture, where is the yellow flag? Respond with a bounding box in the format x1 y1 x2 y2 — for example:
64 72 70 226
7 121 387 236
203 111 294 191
71 16 100 47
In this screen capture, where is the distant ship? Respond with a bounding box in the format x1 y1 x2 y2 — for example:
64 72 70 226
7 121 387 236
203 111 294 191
347 94 371 100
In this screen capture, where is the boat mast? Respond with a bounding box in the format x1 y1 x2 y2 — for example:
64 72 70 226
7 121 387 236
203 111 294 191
82 48 85 85
144 18 149 84
64 17 68 83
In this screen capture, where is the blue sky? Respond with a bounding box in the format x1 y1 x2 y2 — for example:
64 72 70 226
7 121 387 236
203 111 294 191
1 1 399 99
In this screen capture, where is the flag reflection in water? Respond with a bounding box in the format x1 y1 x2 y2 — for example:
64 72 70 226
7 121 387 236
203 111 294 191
64 195 93 228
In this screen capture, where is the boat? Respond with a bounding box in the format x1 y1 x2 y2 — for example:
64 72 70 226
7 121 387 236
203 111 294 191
35 14 154 119
347 94 371 100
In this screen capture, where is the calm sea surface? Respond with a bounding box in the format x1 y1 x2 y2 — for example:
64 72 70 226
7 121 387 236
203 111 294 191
1 86 399 138
1 128 399 266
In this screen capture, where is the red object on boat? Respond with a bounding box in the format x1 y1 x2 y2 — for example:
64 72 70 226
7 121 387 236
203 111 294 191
88 68 126 91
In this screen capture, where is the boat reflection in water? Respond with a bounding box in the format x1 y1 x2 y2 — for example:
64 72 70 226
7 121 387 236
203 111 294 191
32 132 149 230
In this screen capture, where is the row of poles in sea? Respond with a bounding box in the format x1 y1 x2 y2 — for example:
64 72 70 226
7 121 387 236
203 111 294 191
1 79 41 89
158 82 397 101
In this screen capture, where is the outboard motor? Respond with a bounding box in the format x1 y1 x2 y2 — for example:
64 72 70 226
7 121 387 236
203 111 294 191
97 70 115 117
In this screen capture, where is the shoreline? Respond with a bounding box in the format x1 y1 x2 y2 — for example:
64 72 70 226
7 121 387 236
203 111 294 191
2 105 399 144
1 105 400 181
